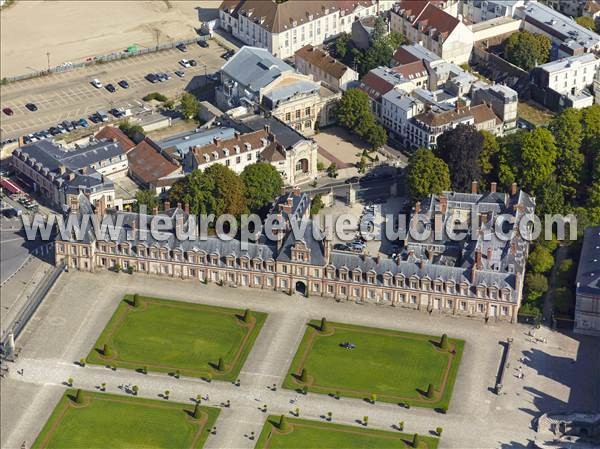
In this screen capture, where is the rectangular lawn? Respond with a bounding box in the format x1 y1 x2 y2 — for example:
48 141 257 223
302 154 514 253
283 321 464 409
32 390 219 449
87 295 266 380
255 416 438 449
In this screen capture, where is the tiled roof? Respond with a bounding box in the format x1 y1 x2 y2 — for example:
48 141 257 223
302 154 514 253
584 0 600 15
95 125 135 152
220 0 375 34
128 139 180 185
392 47 420 65
359 72 395 100
191 129 269 165
295 44 352 80
414 106 473 127
396 1 460 39
261 141 286 162
470 104 499 125
392 61 428 80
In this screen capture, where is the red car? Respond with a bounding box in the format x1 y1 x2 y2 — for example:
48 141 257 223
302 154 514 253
2 107 14 116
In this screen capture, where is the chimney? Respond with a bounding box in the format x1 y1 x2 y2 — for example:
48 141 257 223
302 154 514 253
293 186 301 197
287 197 293 207
475 248 482 269
323 237 331 264
490 182 497 193
471 180 478 194
487 247 492 265
164 201 171 211
234 131 240 140
152 206 159 215
511 182 518 196
375 255 381 265
439 195 447 214
264 124 271 134
414 201 421 215
94 197 106 218
510 242 517 255
177 202 182 210
471 264 477 285
213 137 220 147
428 250 434 261
132 219 137 234
184 202 190 214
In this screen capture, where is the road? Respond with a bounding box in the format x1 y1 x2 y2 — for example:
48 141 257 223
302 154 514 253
0 41 228 141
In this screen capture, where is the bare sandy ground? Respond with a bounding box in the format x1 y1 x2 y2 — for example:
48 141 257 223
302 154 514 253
0 0 222 78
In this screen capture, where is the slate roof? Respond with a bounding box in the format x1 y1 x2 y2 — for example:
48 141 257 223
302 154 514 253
233 115 306 149
158 128 236 158
576 226 600 297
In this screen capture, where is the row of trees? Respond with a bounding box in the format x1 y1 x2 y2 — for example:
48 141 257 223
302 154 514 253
337 88 387 150
135 162 284 217
335 18 405 76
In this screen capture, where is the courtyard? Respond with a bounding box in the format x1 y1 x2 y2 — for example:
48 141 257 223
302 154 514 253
283 321 463 409
31 390 219 449
86 295 267 381
254 416 439 449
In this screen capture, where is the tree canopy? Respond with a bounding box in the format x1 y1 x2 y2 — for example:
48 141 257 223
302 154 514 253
180 92 200 120
134 189 159 212
504 31 551 71
240 162 284 213
406 148 451 201
336 88 387 149
434 124 483 191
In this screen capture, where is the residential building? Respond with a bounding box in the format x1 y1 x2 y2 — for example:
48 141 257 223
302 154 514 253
381 90 425 141
95 126 136 154
57 183 534 323
460 0 525 23
574 226 600 337
351 15 387 50
530 53 600 109
11 140 119 211
294 44 359 91
127 138 184 195
217 46 340 136
547 0 588 18
406 103 502 148
218 0 396 59
390 0 474 65
158 128 237 161
583 0 600 22
471 84 519 128
514 1 600 55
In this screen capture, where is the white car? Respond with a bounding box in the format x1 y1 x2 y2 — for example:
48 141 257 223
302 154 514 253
179 59 192 68
91 79 103 88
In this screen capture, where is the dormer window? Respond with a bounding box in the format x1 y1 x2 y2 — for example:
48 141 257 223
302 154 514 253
223 148 230 157
234 145 240 154
245 143 252 151
212 151 219 160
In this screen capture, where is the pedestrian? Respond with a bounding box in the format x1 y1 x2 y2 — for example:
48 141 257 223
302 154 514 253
205 394 209 402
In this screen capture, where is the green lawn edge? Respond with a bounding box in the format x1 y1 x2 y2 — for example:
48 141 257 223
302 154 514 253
31 389 220 449
86 295 267 381
254 415 439 449
282 320 464 410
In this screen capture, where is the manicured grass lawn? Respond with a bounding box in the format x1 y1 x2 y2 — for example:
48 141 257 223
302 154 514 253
283 321 464 409
32 390 219 449
255 416 439 449
87 295 266 381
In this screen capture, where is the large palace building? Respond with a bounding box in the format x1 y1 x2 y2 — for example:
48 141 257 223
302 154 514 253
55 183 534 323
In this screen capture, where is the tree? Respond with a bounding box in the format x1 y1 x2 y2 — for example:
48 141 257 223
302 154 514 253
436 427 443 436
366 123 387 150
398 421 404 431
102 344 111 357
133 294 140 307
132 385 139 395
217 357 226 372
371 393 377 404
310 194 325 216
363 416 369 426
519 128 557 193
479 130 499 183
180 92 200 119
357 156 367 174
588 182 600 208
440 334 449 350
241 163 284 212
575 16 597 32
242 308 251 323
164 390 170 399
413 433 421 448
278 414 288 431
134 189 159 212
426 383 435 398
549 108 584 199
504 30 551 70
435 124 484 191
371 16 388 42
119 120 144 140
169 165 247 217
536 177 565 216
326 163 338 178
67 377 74 387
556 259 576 287
527 245 554 275
553 287 574 315
193 402 202 419
320 317 328 332
524 273 549 303
327 411 333 421
387 31 405 50
74 389 84 404
406 148 451 201
337 88 375 137
300 368 308 383
335 32 351 59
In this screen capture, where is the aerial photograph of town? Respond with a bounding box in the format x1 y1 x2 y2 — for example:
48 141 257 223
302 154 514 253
0 1 598 448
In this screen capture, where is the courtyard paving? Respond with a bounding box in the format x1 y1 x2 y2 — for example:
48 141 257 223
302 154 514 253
1 270 599 449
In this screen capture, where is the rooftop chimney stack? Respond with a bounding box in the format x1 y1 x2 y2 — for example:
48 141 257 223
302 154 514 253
490 182 497 193
415 201 421 215
164 201 171 211
471 180 478 194
184 203 190 214
213 137 220 147
475 248 482 269
511 182 518 196
152 206 159 215
439 195 448 214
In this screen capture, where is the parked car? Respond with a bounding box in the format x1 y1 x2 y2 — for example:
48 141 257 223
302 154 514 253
207 73 219 82
221 50 234 60
176 43 188 52
333 243 351 251
118 80 129 89
60 121 74 131
198 40 209 48
97 111 109 122
174 70 185 78
189 59 197 66
105 83 116 93
179 59 192 68
91 79 103 88
25 103 38 112
109 108 124 118
157 72 171 81
78 118 89 128
146 73 159 83
345 176 360 184
89 113 101 124
2 107 13 116
48 127 61 136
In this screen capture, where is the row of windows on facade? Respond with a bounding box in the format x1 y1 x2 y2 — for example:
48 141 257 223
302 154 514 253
59 244 511 300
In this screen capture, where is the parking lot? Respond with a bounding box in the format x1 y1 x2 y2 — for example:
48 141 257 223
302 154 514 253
0 41 228 141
